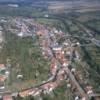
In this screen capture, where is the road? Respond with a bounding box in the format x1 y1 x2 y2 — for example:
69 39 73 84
65 67 88 98
47 27 89 99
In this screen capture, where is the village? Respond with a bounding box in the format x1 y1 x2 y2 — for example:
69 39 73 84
0 17 98 100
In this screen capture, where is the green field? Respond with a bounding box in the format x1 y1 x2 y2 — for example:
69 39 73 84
0 6 44 17
35 18 66 31
0 31 50 92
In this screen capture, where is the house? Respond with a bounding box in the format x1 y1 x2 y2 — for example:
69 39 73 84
50 58 57 75
53 28 59 34
71 68 76 73
81 97 86 100
85 86 93 95
37 29 47 36
41 82 58 93
18 32 23 37
57 69 65 81
0 64 7 82
33 89 42 96
19 88 42 97
17 74 23 79
61 51 64 54
67 83 71 88
50 65 57 75
41 83 51 91
75 51 80 60
0 81 5 90
63 42 69 46
37 30 44 36
59 55 69 66
58 30 64 36
76 42 80 46
52 46 62 52
28 88 39 95
62 58 69 67
0 64 6 71
48 82 58 92
62 62 69 67
0 75 6 82
11 92 18 97
75 96 80 100
3 95 13 100
5 71 10 76
19 90 30 97
66 51 71 55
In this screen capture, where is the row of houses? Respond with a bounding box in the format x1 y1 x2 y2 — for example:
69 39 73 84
48 28 96 100
16 26 66 98
0 64 10 82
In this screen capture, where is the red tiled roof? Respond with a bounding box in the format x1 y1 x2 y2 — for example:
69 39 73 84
0 64 5 69
28 88 38 95
41 82 58 90
0 75 6 82
19 90 30 97
3 95 13 100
